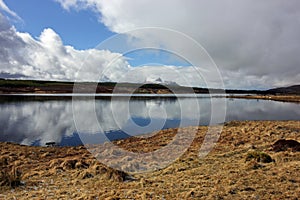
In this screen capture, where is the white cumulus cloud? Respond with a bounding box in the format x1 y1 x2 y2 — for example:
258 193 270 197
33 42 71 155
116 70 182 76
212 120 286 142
55 0 300 89
0 12 130 81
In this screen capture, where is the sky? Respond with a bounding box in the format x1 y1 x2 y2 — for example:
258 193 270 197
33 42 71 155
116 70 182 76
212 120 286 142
0 0 300 89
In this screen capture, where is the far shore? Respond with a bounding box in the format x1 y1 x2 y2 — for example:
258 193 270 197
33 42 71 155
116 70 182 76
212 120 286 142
226 94 300 103
0 92 300 104
1 79 299 101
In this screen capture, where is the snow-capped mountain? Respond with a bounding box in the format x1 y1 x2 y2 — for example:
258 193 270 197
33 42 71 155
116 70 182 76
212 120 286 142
145 77 179 86
100 75 112 82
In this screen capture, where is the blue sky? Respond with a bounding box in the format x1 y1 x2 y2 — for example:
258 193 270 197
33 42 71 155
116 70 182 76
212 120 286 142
0 0 299 89
5 0 113 50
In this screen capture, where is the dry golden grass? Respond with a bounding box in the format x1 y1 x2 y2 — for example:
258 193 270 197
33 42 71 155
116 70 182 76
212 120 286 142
228 95 300 103
0 120 299 199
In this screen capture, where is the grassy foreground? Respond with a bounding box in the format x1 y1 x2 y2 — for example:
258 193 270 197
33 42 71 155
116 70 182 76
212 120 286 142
0 121 299 199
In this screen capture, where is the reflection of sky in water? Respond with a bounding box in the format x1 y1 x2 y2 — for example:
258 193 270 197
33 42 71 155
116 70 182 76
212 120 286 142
0 97 299 146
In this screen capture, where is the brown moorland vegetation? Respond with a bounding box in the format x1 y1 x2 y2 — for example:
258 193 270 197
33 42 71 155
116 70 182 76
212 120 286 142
228 95 300 103
0 120 299 199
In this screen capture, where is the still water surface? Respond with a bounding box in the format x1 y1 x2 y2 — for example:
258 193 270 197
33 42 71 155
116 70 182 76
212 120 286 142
0 96 299 146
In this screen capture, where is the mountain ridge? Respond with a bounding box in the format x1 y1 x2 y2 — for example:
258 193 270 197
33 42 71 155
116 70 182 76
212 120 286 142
267 85 300 95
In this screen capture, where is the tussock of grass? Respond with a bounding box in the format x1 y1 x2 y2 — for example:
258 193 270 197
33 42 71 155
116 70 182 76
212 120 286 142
0 158 22 188
246 151 274 163
272 139 300 152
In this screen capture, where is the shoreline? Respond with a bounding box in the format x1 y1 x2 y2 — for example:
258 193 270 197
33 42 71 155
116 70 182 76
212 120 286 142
0 93 300 104
1 120 299 199
227 95 300 103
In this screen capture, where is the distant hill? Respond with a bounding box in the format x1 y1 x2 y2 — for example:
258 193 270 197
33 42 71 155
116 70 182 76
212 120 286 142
267 85 300 95
0 78 299 95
